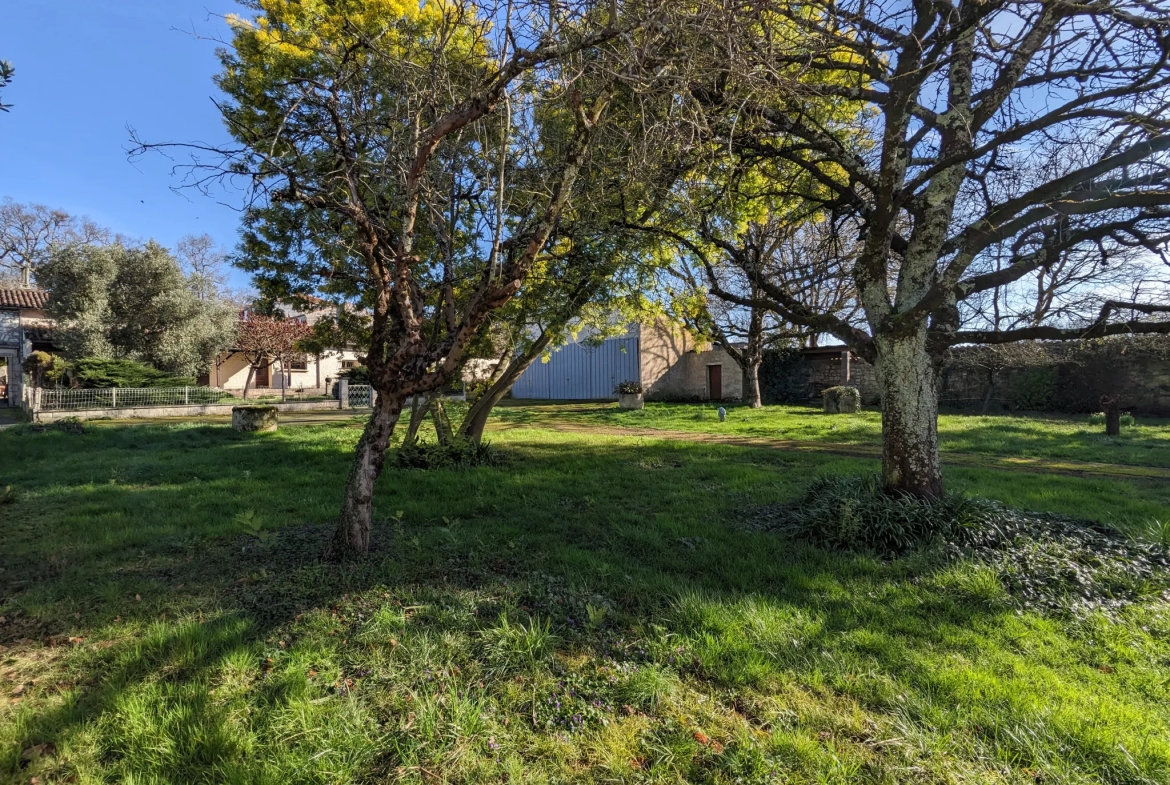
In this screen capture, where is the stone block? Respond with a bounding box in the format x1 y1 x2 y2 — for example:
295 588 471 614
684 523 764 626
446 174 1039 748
232 405 278 432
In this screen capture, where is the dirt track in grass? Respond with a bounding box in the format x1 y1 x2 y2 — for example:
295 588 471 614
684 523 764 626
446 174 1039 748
489 420 1170 482
74 408 1170 481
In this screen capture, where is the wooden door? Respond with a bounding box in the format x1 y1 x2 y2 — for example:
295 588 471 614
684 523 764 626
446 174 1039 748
707 364 722 401
256 361 270 388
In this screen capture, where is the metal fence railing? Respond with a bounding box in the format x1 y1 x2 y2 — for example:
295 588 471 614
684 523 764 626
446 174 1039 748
347 384 373 408
37 387 236 411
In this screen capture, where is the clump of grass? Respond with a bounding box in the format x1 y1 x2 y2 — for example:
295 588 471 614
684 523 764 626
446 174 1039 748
1089 411 1136 427
1135 518 1170 547
757 473 982 555
619 664 677 712
396 437 503 469
479 612 557 675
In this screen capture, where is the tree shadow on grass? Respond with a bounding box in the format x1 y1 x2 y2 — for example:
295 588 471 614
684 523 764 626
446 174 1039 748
1 424 1157 783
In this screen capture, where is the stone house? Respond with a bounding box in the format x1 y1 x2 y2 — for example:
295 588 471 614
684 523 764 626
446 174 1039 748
0 287 55 407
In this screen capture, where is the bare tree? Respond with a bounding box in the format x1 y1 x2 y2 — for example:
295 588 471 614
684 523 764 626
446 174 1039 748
175 234 229 301
679 0 1170 497
0 199 110 285
658 217 861 407
232 313 310 401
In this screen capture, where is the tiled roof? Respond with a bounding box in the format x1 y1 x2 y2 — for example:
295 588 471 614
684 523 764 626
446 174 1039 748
0 288 49 309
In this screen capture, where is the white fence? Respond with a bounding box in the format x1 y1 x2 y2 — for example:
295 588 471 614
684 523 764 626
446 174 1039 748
36 386 235 411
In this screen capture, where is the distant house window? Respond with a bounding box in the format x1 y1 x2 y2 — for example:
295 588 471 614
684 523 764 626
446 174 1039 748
289 354 308 372
341 359 359 370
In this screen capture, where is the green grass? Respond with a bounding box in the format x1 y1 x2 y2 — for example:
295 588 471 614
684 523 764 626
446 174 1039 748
1 416 1169 784
493 400 1170 469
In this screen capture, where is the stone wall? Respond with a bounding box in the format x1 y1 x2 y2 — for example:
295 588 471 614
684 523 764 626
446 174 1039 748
761 348 879 405
639 323 744 401
760 339 1170 416
939 347 1170 415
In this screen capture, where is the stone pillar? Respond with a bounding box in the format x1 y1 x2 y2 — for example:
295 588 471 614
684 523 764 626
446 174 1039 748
339 378 350 409
840 350 851 384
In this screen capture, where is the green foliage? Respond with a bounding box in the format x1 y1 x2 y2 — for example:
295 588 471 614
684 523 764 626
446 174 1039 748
396 436 501 469
762 473 983 555
950 503 1170 618
757 473 1170 617
0 60 13 113
759 348 811 404
2 419 1170 783
233 509 271 543
66 358 194 389
38 241 237 376
1009 366 1058 410
479 613 557 676
1135 518 1170 547
1089 411 1135 427
821 385 860 413
619 664 677 712
339 364 370 384
14 417 86 436
614 380 643 395
21 351 68 387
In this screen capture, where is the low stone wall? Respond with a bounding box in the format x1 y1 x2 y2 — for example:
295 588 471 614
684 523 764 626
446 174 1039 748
760 348 879 405
760 338 1170 416
33 398 347 423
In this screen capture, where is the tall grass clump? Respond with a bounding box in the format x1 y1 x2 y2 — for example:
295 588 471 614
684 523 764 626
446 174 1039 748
766 473 983 555
479 613 557 675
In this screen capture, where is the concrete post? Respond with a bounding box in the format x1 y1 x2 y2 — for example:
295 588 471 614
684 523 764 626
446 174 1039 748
339 378 349 409
840 350 851 384
32 386 41 412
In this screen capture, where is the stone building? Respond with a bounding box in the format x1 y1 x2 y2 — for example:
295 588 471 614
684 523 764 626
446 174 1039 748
0 287 55 407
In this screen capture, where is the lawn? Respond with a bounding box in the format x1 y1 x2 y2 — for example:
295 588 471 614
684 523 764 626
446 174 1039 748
2 412 1169 784
493 401 1170 469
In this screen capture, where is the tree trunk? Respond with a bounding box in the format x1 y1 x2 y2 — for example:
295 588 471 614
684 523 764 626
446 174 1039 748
430 397 454 445
1100 394 1120 437
328 392 403 560
874 332 943 498
459 331 553 444
242 364 255 400
404 392 431 443
746 359 763 408
980 368 995 414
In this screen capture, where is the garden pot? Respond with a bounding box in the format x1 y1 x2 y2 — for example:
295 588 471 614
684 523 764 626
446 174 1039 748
618 393 644 410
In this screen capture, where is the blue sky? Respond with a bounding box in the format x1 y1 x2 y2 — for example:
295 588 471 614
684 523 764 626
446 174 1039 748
1 1 253 287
